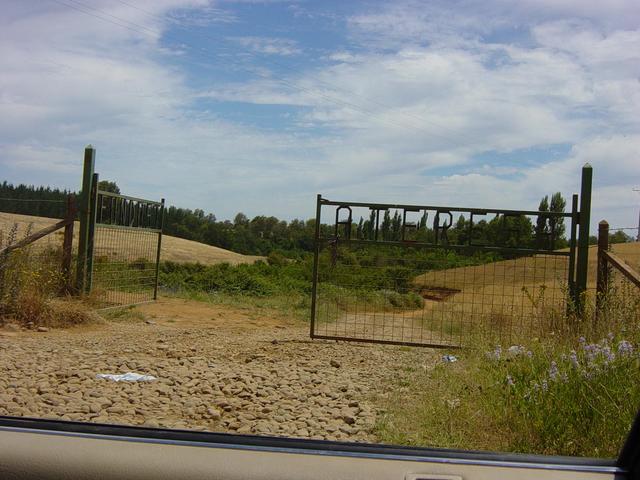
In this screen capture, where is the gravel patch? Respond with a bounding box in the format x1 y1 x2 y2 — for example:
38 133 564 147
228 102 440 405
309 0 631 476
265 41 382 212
0 308 436 442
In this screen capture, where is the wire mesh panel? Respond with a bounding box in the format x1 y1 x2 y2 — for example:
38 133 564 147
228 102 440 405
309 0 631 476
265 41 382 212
597 233 640 330
311 196 577 348
90 191 164 308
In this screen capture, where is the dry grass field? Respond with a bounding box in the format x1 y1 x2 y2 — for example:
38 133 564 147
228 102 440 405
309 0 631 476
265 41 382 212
414 242 640 292
0 212 262 266
317 242 640 346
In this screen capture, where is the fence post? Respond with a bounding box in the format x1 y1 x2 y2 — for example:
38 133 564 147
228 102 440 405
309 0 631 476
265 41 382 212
153 198 165 301
596 220 609 316
75 146 96 294
61 194 77 294
575 163 593 312
567 193 579 311
309 194 322 339
85 172 99 294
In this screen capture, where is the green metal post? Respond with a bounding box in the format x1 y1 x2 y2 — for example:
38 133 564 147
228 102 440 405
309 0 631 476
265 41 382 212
596 220 609 318
575 163 593 312
309 194 322 339
75 146 96 293
153 199 165 301
567 193 579 311
85 172 99 294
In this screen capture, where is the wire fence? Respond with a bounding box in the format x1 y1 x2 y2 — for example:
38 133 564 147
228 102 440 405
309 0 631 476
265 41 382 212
89 190 163 309
91 225 160 307
313 242 570 347
595 227 640 330
0 199 75 325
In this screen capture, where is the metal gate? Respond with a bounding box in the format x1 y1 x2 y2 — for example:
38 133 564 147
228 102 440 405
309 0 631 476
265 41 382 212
75 146 164 308
310 168 592 348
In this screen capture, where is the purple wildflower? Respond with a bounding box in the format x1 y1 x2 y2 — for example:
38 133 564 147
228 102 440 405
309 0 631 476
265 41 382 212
569 350 579 369
583 343 600 363
601 345 614 364
486 345 502 361
549 361 559 381
541 379 548 392
579 336 586 345
618 340 634 356
506 375 515 387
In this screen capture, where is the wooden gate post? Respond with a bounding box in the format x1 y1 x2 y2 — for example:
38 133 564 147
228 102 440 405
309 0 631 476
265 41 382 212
596 220 609 315
575 163 593 313
75 145 96 294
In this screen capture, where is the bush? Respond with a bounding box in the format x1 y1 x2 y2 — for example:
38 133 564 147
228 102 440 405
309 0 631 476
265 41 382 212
0 223 96 328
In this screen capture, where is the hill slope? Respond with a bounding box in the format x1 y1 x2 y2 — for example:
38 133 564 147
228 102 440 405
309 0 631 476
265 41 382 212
0 212 262 266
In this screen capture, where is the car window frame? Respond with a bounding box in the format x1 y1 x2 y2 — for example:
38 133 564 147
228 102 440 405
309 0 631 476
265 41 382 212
1 412 637 477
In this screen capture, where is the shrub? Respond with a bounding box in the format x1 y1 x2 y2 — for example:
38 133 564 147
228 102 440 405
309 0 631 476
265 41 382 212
0 223 96 328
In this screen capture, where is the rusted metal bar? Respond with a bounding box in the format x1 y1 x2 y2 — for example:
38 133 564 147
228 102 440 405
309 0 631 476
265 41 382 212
596 220 609 314
61 195 77 294
317 237 572 257
310 334 462 350
320 198 573 218
603 250 640 289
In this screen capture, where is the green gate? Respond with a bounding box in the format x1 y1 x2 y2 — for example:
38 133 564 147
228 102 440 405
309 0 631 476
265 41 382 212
310 166 592 348
75 146 165 308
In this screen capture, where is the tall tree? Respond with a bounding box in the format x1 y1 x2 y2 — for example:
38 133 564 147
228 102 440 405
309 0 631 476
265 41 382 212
549 192 566 247
98 180 120 194
381 210 391 240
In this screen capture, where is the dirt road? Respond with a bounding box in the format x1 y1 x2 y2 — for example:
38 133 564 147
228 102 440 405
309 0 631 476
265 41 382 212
0 298 438 442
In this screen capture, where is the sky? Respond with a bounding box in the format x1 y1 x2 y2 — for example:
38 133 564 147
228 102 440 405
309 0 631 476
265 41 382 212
1 0 639 230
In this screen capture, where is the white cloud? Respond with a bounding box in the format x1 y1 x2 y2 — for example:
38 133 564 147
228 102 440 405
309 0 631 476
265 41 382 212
0 0 639 229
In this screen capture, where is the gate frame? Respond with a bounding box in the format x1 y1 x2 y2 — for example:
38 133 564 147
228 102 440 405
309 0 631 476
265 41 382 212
75 146 165 305
310 165 593 347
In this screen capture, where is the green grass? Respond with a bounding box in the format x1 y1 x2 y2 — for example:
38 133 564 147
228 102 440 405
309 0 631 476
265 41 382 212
375 317 640 458
100 306 147 323
167 288 311 321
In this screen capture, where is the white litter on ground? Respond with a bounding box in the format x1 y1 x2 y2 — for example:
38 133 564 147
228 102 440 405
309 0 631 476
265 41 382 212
441 354 458 363
96 372 157 382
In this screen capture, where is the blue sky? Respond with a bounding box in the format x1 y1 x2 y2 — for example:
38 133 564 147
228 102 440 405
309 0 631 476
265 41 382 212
1 0 640 230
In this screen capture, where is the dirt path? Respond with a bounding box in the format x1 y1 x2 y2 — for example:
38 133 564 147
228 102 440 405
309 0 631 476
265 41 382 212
315 299 458 347
0 298 439 442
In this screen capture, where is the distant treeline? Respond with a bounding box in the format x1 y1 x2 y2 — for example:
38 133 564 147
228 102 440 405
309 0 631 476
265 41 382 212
0 181 71 218
1 180 633 255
